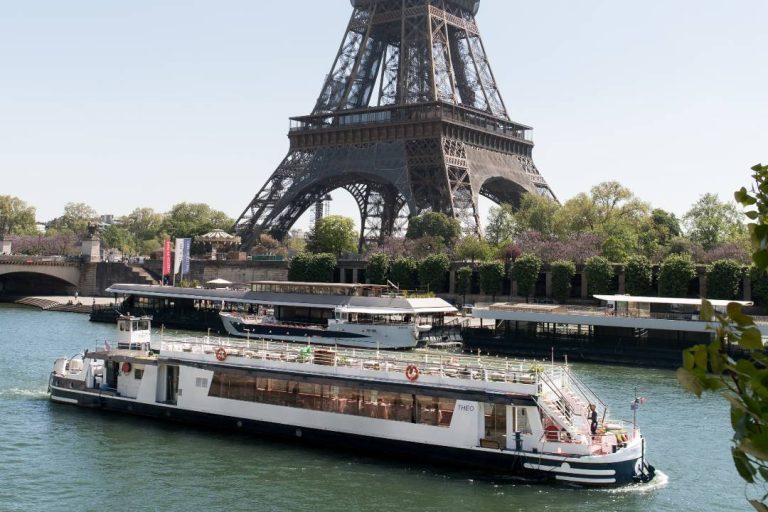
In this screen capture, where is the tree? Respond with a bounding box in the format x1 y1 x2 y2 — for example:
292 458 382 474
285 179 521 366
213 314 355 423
510 253 541 301
251 233 286 257
485 203 517 245
288 252 313 281
307 215 357 256
550 260 576 303
706 259 742 300
163 203 233 242
515 194 560 238
406 212 461 246
584 256 614 296
454 236 493 263
554 193 598 236
307 253 337 282
478 261 504 300
121 207 164 242
48 202 98 236
455 266 473 305
624 255 653 296
679 164 768 510
367 253 390 284
650 208 681 245
683 193 744 250
101 225 137 256
418 253 450 293
601 236 630 263
0 196 37 235
659 253 695 297
390 257 418 290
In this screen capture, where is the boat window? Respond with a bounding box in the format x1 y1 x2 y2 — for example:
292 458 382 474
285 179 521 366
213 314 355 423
208 372 455 427
134 368 144 380
483 403 507 447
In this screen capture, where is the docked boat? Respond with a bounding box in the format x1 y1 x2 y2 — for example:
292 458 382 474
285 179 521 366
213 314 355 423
220 305 433 349
99 281 459 349
49 316 655 486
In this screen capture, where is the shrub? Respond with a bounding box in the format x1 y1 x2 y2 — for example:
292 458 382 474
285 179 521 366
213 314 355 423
367 253 390 284
418 253 450 292
625 255 653 296
510 253 542 300
455 266 473 299
288 252 313 281
478 261 505 299
584 256 614 296
307 253 337 283
390 257 418 290
659 254 696 297
706 259 742 300
551 260 576 303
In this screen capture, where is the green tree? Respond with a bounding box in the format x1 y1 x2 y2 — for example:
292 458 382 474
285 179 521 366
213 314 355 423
478 261 504 300
121 207 165 243
307 253 337 282
101 225 138 256
650 208 681 245
683 193 744 250
418 253 450 293
390 257 418 290
553 193 598 236
706 259 742 300
584 256 614 296
550 260 576 303
510 253 542 301
48 202 98 236
0 196 37 235
485 203 517 245
454 236 493 263
659 253 695 297
307 215 357 255
678 164 768 510
163 203 233 241
288 252 313 281
515 194 560 238
601 236 630 263
367 253 390 284
455 266 473 305
624 255 653 296
406 212 461 246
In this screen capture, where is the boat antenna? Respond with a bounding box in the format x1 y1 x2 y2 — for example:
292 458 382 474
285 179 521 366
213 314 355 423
387 280 399 291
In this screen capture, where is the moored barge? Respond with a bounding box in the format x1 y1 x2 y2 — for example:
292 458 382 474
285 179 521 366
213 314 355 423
49 317 654 486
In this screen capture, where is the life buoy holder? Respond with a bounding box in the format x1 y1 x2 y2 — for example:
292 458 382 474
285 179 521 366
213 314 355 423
121 362 132 373
215 347 227 362
405 364 419 382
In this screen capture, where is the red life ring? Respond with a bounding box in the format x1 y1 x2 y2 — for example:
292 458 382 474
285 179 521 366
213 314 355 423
215 347 227 362
121 362 132 373
405 364 419 382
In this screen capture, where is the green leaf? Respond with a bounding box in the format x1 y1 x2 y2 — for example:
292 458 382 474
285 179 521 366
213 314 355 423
742 434 768 462
728 303 755 327
708 341 726 374
682 349 695 370
739 327 764 350
734 447 757 483
693 344 708 369
748 499 768 512
700 299 714 321
746 211 760 220
677 367 704 397
757 251 768 271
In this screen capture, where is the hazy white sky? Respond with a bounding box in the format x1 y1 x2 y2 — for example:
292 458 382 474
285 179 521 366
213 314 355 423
1 0 766 229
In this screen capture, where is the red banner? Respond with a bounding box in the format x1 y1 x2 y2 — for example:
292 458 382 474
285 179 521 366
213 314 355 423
162 239 171 282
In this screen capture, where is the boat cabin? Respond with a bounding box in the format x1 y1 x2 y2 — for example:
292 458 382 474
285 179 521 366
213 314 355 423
116 316 151 351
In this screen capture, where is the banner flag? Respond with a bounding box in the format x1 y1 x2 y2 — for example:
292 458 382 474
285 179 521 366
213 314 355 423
174 239 184 275
181 238 191 275
162 239 171 280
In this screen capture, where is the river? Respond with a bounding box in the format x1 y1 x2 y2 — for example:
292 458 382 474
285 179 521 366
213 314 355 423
0 304 752 511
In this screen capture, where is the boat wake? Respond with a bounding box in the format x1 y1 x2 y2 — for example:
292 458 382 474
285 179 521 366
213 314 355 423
0 387 49 400
602 469 669 494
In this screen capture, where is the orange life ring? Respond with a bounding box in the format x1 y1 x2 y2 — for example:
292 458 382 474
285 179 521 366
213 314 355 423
215 347 227 362
121 362 132 373
405 364 419 382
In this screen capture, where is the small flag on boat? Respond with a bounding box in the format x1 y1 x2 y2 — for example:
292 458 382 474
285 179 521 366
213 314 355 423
630 397 647 410
104 340 111 350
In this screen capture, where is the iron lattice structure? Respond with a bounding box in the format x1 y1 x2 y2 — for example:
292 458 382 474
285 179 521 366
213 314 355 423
235 0 556 251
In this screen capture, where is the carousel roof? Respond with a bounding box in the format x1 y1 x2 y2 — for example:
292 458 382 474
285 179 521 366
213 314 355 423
196 229 241 244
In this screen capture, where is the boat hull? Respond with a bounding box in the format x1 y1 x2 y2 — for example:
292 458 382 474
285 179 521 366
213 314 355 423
49 384 651 486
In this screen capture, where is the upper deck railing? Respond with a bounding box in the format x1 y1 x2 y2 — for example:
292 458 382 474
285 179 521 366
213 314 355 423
157 334 563 387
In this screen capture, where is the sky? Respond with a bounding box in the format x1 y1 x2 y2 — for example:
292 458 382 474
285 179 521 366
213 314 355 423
1 0 766 230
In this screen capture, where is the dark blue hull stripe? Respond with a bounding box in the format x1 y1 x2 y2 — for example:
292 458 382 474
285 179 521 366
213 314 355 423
231 322 366 339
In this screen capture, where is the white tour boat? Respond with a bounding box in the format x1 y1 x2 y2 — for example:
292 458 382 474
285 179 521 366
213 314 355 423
48 316 655 486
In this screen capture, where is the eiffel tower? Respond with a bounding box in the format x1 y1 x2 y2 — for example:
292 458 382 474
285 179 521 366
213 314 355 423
235 0 556 251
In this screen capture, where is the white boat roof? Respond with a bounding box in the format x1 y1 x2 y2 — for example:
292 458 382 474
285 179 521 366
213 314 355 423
594 294 753 307
105 284 457 314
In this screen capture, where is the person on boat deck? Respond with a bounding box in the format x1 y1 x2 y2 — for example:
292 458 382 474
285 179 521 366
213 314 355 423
588 404 598 435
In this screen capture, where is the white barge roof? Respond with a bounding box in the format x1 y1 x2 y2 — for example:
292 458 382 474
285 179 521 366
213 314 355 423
594 295 753 307
105 284 456 314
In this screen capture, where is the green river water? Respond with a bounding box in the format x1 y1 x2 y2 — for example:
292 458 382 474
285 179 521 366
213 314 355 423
0 304 754 511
